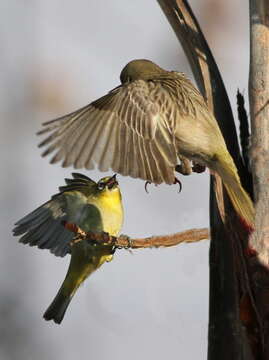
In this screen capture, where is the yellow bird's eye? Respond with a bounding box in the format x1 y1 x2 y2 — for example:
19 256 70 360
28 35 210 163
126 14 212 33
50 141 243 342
97 182 105 190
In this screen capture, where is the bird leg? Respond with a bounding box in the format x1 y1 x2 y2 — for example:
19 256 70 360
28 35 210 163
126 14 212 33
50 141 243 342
176 156 192 175
144 181 153 193
63 222 118 247
174 177 182 193
176 156 206 175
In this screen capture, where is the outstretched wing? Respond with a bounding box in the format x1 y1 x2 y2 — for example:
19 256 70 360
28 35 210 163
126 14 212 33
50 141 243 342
38 80 178 184
13 173 98 257
13 196 72 257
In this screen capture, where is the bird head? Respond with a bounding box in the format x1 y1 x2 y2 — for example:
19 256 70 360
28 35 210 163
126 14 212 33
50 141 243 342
120 59 165 84
96 174 119 192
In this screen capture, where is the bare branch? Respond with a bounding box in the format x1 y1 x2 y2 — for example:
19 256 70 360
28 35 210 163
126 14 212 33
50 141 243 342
65 223 209 249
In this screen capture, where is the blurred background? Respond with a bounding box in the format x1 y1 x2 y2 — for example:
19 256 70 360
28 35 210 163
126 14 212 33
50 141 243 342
0 1 249 359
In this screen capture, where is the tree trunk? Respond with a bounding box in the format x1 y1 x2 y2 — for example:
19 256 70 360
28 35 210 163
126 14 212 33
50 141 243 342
248 1 269 359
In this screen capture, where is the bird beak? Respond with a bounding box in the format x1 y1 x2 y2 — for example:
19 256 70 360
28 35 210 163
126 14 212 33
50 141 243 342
107 174 118 188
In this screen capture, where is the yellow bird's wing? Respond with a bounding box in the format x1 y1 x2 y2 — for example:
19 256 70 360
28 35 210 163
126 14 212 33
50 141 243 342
13 174 102 257
38 80 178 185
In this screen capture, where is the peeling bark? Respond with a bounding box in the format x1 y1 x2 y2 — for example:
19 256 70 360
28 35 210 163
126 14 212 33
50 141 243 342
249 1 269 359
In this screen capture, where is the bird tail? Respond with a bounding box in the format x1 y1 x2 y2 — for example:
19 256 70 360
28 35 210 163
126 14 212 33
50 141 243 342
215 155 255 232
43 282 75 324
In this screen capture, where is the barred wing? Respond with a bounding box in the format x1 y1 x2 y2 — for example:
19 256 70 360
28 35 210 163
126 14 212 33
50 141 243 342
38 80 178 184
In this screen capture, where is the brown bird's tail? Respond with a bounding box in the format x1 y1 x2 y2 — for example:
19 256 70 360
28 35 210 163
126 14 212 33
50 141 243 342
214 155 255 232
43 281 76 324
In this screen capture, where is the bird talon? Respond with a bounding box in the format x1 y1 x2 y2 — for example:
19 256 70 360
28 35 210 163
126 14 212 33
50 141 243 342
144 181 151 193
174 177 182 193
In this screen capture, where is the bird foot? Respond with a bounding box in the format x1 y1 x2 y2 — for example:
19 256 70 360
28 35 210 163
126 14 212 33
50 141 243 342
174 177 182 193
175 164 191 176
144 181 156 193
144 178 182 193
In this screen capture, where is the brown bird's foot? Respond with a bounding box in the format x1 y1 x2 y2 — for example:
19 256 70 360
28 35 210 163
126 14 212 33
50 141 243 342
174 177 182 193
144 178 182 193
144 181 158 193
192 163 206 173
144 181 150 193
175 157 192 176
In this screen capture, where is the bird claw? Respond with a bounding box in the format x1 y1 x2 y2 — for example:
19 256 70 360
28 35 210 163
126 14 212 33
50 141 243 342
145 178 182 193
174 177 182 193
144 181 151 193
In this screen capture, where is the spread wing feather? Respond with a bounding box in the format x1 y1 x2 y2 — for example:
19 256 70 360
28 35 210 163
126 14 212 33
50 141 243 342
38 80 178 184
13 174 96 257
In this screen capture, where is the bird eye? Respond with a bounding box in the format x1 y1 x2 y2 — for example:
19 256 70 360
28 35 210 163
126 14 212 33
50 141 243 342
97 182 105 190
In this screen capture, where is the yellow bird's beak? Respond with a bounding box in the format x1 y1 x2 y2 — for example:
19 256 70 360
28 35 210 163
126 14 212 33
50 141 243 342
106 174 118 189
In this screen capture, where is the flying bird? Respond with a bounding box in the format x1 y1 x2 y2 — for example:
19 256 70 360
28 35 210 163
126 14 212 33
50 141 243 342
37 59 254 229
13 173 123 324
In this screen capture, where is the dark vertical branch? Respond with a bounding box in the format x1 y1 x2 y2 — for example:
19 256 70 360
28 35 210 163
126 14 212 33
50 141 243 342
157 1 255 359
237 91 251 170
236 90 253 195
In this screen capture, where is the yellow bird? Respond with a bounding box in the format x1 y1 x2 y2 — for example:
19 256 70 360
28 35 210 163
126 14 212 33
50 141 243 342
38 59 254 230
13 173 123 324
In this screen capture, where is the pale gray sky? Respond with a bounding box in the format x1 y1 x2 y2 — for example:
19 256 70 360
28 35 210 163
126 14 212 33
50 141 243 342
0 1 249 359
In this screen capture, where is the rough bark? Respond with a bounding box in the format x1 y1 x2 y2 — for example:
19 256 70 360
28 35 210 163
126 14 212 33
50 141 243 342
249 1 269 359
64 222 209 248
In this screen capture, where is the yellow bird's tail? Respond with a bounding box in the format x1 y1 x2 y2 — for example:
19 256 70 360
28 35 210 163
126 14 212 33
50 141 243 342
214 154 255 232
43 285 73 324
43 252 93 324
43 242 114 324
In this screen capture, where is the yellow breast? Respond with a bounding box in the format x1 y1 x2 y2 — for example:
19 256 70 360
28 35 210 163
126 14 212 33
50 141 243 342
89 187 123 237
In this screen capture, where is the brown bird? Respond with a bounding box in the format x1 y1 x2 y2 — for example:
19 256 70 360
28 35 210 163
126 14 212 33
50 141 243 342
38 59 254 229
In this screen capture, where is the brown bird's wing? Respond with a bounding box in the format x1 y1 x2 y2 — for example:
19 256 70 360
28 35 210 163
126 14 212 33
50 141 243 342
38 80 178 184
